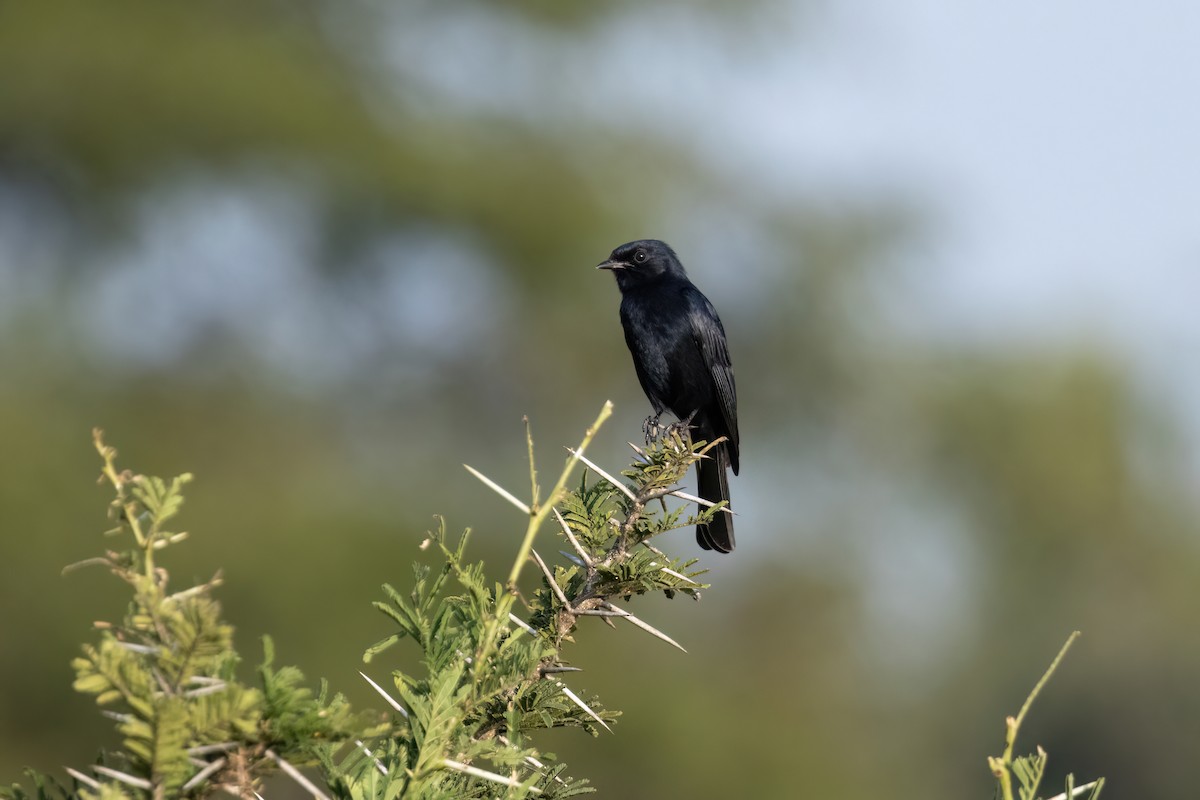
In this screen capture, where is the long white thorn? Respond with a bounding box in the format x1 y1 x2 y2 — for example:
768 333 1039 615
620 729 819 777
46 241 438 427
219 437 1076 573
64 767 101 789
463 464 531 515
668 489 734 514
496 735 566 783
565 448 637 501
531 549 572 609
559 549 586 566
652 564 702 586
443 759 542 794
91 766 152 790
556 682 612 733
187 676 226 686
355 740 389 776
266 748 331 800
1045 780 1103 800
360 671 409 718
187 742 236 757
601 601 687 653
164 575 222 604
508 612 537 635
182 758 226 791
552 507 592 566
496 734 543 770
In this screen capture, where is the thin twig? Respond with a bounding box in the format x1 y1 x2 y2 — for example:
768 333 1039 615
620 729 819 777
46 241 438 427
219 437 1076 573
991 632 1082 800
525 415 540 508
150 668 173 696
61 557 113 574
1005 632 1081 763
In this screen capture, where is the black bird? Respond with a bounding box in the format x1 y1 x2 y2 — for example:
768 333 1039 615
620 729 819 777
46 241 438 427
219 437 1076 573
597 239 739 552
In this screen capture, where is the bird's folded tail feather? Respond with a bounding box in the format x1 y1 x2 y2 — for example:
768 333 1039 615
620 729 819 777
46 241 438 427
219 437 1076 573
696 444 734 553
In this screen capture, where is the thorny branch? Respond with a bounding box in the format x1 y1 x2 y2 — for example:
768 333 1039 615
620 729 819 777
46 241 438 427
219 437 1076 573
535 431 719 652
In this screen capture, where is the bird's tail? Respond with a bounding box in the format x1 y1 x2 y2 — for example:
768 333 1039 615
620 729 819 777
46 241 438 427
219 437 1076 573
696 443 734 553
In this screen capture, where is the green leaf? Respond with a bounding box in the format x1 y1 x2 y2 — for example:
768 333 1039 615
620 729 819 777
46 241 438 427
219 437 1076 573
362 633 403 663
1011 749 1046 800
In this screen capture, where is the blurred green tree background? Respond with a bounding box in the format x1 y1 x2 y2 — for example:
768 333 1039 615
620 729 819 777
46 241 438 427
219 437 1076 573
1 2 1196 797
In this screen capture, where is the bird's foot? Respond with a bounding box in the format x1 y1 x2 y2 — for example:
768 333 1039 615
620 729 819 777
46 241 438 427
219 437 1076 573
644 410 698 446
642 414 664 444
663 411 698 444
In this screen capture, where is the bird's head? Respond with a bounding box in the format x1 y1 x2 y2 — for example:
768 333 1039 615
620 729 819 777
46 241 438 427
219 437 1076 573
596 239 687 290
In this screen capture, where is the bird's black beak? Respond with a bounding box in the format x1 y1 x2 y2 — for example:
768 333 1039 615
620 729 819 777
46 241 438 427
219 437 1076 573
596 258 625 271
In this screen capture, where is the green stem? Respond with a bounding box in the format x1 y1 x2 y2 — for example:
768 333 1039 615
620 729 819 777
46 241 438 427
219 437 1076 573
525 415 539 510
992 630 1081 800
93 428 155 576
1002 630 1080 765
505 401 612 592
470 402 613 698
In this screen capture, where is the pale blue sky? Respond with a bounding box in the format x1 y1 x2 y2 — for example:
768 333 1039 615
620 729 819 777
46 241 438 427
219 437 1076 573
741 2 1199 354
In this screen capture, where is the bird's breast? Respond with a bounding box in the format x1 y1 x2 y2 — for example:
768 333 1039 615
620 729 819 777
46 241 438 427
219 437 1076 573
619 287 710 416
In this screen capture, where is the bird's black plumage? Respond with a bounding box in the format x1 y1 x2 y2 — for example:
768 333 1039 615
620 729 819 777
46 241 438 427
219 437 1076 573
598 239 739 552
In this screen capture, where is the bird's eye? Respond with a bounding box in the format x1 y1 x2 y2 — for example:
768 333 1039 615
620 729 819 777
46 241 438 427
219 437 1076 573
634 250 647 263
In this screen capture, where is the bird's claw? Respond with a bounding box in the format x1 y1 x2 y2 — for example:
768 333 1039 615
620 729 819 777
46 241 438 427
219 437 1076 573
643 412 697 446
642 414 664 444
664 418 695 442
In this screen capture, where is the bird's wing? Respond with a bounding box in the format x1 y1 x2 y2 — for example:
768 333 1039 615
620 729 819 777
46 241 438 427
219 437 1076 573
687 289 739 463
619 297 667 415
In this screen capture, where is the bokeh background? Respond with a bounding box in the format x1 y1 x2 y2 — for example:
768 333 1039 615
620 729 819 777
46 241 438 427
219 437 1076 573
3 1 1199 796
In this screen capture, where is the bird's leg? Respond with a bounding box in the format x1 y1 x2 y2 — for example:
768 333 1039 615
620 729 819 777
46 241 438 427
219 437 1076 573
642 413 664 444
